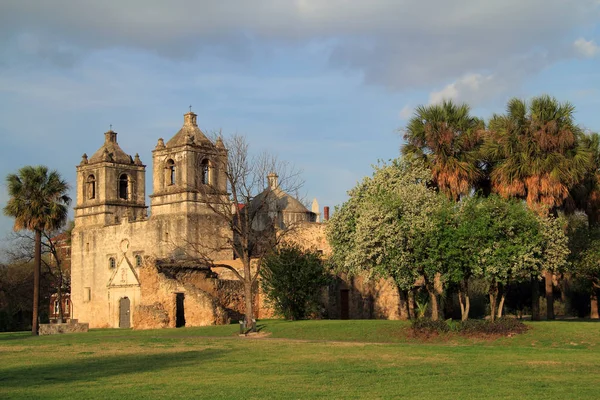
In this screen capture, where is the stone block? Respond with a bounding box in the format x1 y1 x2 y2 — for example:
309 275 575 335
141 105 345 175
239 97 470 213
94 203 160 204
38 322 89 335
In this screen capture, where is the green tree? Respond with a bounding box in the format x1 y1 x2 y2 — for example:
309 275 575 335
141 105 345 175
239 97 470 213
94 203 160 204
567 214 600 318
571 132 600 227
402 100 486 200
3 166 71 334
260 245 328 320
464 196 569 321
484 95 591 319
327 159 447 320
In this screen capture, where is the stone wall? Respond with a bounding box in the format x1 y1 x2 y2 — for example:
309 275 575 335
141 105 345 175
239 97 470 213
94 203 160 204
39 322 89 335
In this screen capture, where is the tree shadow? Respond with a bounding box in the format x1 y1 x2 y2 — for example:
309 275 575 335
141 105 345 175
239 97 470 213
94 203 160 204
0 332 31 341
545 318 600 323
0 348 227 388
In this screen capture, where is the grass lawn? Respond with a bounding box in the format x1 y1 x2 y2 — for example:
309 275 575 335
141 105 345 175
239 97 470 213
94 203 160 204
1 319 599 399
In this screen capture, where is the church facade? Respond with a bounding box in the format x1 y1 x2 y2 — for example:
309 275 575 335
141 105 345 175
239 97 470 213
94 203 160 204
70 112 241 328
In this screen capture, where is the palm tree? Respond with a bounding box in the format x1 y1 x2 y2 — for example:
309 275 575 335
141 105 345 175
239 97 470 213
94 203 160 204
571 132 600 227
402 100 485 201
484 95 592 320
3 166 71 335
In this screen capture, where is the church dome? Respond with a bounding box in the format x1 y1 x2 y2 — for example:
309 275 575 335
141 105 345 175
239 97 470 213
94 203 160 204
250 173 310 214
88 130 133 164
248 173 316 230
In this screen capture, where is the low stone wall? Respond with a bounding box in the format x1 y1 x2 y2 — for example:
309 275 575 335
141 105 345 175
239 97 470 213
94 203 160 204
39 322 89 335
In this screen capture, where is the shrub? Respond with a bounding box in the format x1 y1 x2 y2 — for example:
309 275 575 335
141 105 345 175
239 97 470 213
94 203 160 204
460 318 528 335
411 318 450 334
260 245 329 320
411 317 528 337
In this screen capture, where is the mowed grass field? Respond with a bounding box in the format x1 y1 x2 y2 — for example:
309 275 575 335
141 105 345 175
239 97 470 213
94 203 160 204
1 320 599 399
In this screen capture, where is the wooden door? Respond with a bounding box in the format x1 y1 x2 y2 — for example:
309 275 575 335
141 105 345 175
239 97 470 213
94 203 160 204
119 297 130 328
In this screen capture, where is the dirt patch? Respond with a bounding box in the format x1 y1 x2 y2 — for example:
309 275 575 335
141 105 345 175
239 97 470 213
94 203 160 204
526 360 562 365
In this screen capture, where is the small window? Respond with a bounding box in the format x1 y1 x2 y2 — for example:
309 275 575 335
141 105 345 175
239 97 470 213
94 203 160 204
86 174 96 200
119 174 129 200
65 299 70 314
201 159 209 185
84 287 91 302
54 300 60 315
109 257 116 269
166 159 176 185
135 254 142 267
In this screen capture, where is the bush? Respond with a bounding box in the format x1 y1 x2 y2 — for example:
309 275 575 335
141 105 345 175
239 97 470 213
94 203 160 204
260 245 329 320
460 318 528 335
411 318 450 334
411 317 528 336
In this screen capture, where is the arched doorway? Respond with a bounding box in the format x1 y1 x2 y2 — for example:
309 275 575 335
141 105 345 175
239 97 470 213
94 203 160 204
119 297 131 328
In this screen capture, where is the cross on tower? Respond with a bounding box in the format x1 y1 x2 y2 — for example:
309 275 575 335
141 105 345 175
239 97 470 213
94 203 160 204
110 124 113 131
189 105 192 113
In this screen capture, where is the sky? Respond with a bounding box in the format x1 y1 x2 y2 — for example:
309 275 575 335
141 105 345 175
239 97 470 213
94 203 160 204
1 0 600 248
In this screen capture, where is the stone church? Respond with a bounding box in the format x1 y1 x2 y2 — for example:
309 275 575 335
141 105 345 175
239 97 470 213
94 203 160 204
70 111 328 329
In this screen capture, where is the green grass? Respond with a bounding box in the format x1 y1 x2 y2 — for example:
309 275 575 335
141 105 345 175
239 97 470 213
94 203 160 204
1 320 599 399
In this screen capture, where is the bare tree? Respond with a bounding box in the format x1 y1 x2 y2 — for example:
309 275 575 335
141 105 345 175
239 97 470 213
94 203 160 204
186 133 304 331
4 227 71 323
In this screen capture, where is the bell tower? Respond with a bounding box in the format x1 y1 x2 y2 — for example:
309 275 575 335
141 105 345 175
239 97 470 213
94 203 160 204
149 111 231 259
150 111 228 216
74 129 147 226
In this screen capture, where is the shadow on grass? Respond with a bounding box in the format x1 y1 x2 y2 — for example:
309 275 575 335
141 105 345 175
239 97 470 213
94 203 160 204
0 348 227 388
0 332 32 341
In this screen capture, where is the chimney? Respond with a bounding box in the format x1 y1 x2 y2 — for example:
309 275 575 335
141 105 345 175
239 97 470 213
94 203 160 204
324 206 330 221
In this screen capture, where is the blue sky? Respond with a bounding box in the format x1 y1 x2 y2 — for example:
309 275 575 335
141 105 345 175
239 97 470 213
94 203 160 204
1 0 600 248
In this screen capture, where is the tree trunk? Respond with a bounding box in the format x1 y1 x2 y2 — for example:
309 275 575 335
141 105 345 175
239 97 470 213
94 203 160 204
489 283 498 322
428 287 439 321
545 270 555 320
434 273 444 320
242 258 255 332
497 292 506 319
591 288 599 320
458 280 470 321
243 280 255 332
57 285 64 324
408 289 415 320
33 230 41 335
531 277 540 321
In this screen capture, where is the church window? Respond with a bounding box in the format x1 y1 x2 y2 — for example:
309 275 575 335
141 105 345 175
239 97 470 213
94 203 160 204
109 257 116 269
201 159 210 185
119 174 129 200
53 300 60 315
86 174 96 200
166 159 176 185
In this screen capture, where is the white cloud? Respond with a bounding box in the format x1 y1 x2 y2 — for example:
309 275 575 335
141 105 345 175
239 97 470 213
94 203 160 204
399 105 413 120
429 73 497 105
574 37 600 58
0 0 598 91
